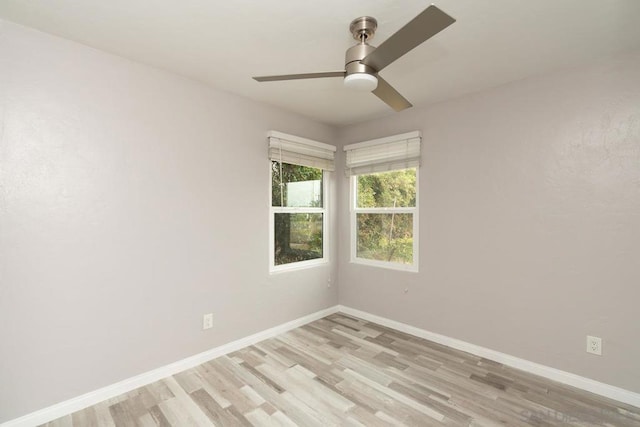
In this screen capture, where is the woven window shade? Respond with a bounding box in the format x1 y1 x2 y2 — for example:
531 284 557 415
268 131 336 171
344 131 421 176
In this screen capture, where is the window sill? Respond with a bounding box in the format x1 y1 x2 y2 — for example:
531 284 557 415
269 258 329 275
350 258 418 273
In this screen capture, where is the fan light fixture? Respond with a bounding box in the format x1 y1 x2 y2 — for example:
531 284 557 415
344 73 378 91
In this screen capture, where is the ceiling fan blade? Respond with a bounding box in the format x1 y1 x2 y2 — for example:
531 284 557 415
362 5 455 72
372 76 412 111
253 71 345 82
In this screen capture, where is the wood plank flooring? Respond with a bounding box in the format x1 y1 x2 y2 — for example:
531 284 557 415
42 313 640 426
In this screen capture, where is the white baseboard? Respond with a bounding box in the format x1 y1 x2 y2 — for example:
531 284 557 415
5 304 638 426
337 305 640 408
1 305 341 427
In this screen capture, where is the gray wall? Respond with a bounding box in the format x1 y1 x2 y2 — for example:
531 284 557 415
337 50 640 393
0 20 338 422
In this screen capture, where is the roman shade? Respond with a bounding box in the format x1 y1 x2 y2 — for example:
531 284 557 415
344 131 421 176
268 131 336 171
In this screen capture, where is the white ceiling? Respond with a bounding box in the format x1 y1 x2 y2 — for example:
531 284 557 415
1 0 640 126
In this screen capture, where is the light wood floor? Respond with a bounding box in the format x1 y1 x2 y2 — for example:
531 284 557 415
43 313 640 426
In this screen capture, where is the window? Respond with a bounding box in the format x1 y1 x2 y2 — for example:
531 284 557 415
272 162 324 267
268 131 335 272
345 132 421 271
354 168 418 267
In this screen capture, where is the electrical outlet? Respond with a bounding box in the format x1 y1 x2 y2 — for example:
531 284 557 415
203 313 213 330
586 335 602 356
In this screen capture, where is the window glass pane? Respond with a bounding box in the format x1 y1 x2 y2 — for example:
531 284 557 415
272 161 323 207
357 213 413 264
274 213 323 265
356 168 416 208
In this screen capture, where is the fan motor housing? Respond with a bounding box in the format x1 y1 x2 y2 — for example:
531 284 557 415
345 43 377 76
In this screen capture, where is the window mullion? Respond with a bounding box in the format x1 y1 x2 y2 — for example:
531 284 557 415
354 207 416 214
272 207 324 214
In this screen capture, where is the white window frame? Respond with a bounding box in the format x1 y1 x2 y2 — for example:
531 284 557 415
268 132 332 273
350 168 419 272
345 130 421 272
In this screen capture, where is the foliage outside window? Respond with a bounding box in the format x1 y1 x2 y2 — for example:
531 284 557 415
271 161 326 270
352 167 418 270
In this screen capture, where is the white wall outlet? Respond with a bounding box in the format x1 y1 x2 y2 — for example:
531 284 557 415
202 313 213 330
586 335 602 356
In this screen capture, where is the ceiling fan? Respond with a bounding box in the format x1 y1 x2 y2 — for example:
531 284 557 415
253 5 456 112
